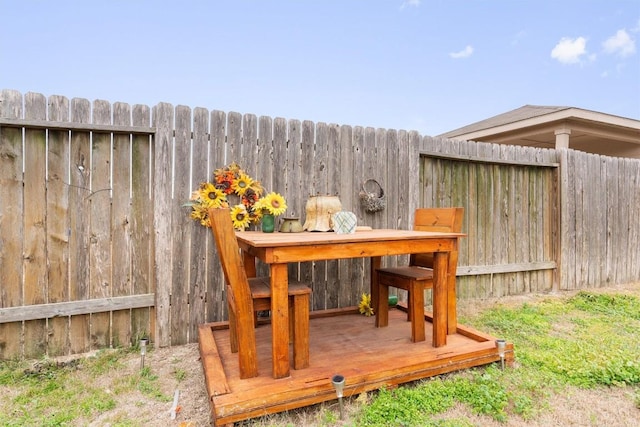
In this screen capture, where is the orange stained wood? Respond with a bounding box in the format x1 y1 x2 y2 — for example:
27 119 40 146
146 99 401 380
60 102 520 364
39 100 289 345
198 307 515 426
235 229 465 379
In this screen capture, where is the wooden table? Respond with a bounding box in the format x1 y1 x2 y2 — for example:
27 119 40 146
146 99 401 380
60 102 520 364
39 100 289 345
236 229 464 379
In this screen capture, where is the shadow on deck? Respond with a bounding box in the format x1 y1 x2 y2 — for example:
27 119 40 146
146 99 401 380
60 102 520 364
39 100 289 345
198 306 514 426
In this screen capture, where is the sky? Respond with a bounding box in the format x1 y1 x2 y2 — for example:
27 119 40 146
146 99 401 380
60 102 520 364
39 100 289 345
1 0 639 136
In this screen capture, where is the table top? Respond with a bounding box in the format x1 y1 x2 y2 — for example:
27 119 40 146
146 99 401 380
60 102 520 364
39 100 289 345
236 229 465 248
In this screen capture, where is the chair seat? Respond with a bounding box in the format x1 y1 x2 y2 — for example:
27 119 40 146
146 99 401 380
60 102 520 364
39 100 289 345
377 266 433 281
249 277 312 298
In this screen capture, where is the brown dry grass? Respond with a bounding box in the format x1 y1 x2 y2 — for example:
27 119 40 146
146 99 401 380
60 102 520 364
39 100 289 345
46 282 640 426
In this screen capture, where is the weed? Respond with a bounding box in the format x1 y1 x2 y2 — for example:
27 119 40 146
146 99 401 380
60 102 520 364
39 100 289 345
137 367 171 401
355 291 640 426
84 349 125 376
173 367 187 381
2 290 638 426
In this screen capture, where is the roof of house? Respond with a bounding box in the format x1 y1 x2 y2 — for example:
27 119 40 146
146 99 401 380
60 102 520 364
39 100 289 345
438 105 638 138
436 105 640 158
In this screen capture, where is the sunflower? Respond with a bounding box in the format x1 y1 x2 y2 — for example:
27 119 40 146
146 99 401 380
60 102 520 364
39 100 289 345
230 205 251 230
261 192 287 216
232 172 254 196
190 203 210 226
358 293 374 317
198 182 226 208
188 163 286 229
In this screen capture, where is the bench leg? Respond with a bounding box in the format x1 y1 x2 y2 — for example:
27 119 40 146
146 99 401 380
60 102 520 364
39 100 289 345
375 279 390 328
291 293 310 369
409 281 426 342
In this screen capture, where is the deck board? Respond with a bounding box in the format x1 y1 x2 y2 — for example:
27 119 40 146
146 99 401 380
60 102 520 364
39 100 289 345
198 307 513 426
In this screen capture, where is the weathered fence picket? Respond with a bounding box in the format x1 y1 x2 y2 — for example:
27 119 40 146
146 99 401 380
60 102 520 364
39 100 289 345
0 89 638 359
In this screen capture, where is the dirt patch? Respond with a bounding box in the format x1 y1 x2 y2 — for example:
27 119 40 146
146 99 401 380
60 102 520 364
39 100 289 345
56 282 640 426
76 343 211 426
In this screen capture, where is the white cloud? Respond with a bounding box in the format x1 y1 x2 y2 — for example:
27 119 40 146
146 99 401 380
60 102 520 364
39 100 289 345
400 0 421 9
449 45 474 59
550 37 588 64
602 29 636 57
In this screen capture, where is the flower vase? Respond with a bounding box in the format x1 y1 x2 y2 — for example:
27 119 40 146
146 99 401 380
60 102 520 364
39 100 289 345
261 213 275 233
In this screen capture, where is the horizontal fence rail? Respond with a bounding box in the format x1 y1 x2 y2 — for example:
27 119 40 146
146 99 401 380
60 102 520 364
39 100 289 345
1 89 639 360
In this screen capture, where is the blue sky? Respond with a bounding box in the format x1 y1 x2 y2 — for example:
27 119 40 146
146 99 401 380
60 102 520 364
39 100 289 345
1 0 639 136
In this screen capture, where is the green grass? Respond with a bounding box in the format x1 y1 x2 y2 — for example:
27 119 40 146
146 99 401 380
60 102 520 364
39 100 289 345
0 349 170 427
353 290 640 426
1 290 638 426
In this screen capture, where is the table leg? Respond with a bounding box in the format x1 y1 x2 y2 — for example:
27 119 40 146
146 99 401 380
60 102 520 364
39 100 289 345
370 256 382 311
242 251 257 278
447 244 459 335
270 263 290 379
432 251 449 347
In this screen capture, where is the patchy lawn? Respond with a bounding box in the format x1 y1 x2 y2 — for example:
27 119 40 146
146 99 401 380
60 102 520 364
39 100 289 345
1 282 639 426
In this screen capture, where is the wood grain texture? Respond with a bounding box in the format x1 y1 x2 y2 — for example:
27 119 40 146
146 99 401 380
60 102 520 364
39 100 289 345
0 89 24 359
23 92 47 358
46 95 71 356
199 310 512 426
0 91 638 359
68 97 92 355
112 102 133 347
90 100 112 349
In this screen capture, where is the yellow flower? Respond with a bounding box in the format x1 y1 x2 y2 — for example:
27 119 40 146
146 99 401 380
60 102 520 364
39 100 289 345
261 192 287 216
358 293 374 316
230 205 251 230
232 172 254 196
190 203 209 225
187 163 285 229
198 182 226 208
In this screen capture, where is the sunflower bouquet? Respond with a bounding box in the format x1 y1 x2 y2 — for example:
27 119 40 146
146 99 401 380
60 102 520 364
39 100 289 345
186 162 287 230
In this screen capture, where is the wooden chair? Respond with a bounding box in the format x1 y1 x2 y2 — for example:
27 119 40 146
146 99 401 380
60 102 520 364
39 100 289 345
208 208 312 379
374 207 464 343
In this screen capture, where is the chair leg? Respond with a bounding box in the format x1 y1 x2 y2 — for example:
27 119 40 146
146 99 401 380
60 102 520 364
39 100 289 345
288 297 294 344
408 281 426 342
375 278 389 328
291 293 310 369
229 308 239 353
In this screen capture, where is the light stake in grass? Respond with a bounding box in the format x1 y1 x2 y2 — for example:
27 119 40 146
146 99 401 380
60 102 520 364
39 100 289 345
140 338 149 370
496 339 506 370
331 374 346 420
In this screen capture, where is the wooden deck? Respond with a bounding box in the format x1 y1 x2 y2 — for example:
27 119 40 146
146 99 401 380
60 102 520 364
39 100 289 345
198 305 514 426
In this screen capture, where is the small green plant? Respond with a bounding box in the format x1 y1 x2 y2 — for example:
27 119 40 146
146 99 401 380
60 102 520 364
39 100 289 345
173 367 187 381
136 366 171 401
451 368 508 421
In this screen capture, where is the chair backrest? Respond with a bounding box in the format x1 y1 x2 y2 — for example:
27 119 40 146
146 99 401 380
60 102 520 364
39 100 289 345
411 207 464 267
208 207 256 329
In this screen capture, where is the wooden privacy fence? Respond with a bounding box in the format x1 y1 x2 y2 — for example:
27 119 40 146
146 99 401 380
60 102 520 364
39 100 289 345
1 89 639 360
419 139 559 300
